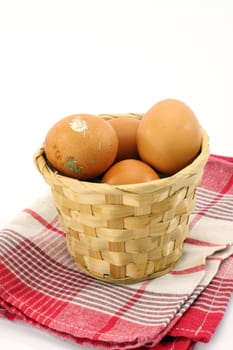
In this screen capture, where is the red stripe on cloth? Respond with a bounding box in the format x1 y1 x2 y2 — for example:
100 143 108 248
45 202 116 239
92 280 150 340
211 154 233 163
23 208 65 236
49 301 165 348
0 263 69 327
195 187 233 222
190 173 233 230
206 256 224 262
185 237 225 247
200 155 233 193
170 264 205 275
0 230 93 299
168 306 223 343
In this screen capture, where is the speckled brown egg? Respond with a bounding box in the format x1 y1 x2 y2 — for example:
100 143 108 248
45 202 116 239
44 114 118 179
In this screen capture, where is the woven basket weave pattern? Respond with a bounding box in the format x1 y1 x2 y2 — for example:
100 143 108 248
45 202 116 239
35 113 209 283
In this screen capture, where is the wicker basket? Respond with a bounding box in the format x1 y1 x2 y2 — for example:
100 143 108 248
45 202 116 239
34 113 210 284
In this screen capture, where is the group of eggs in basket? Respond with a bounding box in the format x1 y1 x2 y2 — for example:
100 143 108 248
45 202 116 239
44 98 202 185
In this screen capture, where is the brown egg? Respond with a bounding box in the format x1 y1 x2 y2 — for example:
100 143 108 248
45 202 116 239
137 99 202 174
108 116 140 161
44 114 118 179
101 159 160 185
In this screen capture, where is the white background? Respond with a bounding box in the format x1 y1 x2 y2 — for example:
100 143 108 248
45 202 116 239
0 0 233 349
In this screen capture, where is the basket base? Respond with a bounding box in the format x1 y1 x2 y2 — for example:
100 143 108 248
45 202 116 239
71 258 179 284
65 232 184 284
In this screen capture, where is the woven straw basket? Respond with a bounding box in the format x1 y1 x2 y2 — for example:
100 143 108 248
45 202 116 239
34 113 210 284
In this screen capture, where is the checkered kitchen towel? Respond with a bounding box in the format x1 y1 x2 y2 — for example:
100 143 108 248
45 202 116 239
0 154 233 350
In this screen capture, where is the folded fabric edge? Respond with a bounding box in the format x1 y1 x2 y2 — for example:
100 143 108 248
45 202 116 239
166 255 233 344
0 296 153 350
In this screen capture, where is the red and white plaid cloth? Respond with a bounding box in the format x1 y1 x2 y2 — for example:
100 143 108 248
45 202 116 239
0 154 233 350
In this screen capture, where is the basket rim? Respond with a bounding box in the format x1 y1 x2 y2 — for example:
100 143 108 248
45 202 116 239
34 124 209 192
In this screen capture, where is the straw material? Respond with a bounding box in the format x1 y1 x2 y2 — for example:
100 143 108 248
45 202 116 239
34 113 210 284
